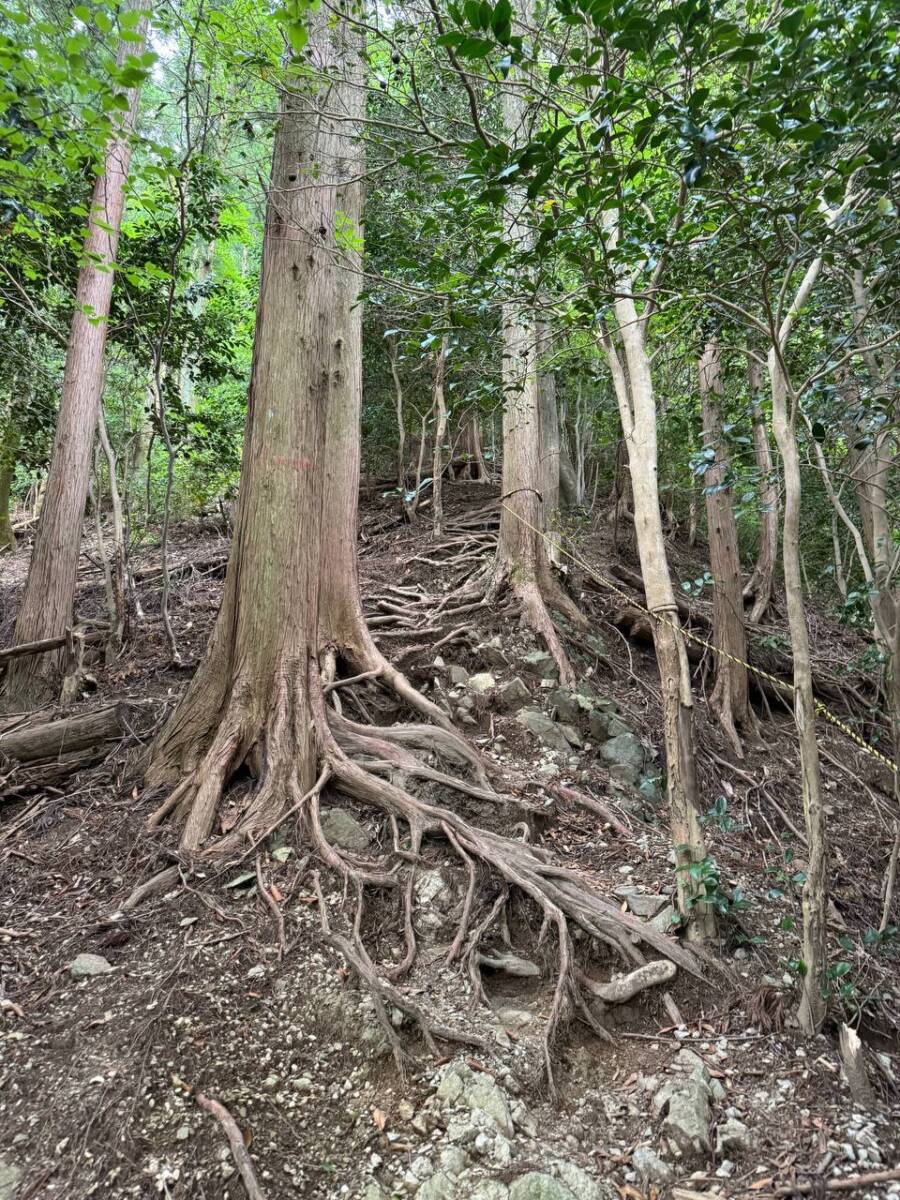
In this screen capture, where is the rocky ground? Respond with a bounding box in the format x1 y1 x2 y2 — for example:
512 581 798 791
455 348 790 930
1 484 899 1200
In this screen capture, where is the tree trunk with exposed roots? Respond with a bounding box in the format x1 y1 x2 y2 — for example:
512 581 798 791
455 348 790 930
699 338 756 755
3 0 148 709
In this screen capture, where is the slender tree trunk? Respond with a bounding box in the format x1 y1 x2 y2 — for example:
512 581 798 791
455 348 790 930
457 410 488 480
0 423 19 554
602 307 716 941
744 355 779 622
491 8 584 680
766 253 829 1032
97 408 130 655
537 322 562 562
3 0 148 709
388 338 406 490
431 335 449 537
699 338 755 754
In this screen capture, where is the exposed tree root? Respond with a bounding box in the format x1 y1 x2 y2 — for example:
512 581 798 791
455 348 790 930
138 653 698 1090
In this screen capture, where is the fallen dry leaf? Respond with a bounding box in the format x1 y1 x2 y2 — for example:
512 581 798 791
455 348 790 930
372 1108 387 1133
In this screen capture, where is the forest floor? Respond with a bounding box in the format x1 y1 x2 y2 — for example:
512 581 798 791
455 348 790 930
1 482 899 1200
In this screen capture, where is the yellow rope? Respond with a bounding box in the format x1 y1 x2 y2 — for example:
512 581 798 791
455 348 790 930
497 501 898 777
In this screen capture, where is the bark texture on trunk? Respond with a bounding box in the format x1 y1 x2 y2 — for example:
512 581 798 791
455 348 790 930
147 11 457 851
458 411 488 480
744 355 779 623
766 254 828 1032
491 13 584 682
3 1 148 709
699 338 755 753
537 322 561 561
0 423 17 554
602 302 716 941
388 339 406 489
431 336 449 537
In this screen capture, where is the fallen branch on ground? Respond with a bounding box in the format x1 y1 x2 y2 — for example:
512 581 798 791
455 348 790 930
196 1092 267 1200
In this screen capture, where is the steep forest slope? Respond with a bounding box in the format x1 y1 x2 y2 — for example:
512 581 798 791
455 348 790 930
1 485 898 1200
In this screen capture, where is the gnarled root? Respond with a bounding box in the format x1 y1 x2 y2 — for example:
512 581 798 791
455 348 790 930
139 655 696 1089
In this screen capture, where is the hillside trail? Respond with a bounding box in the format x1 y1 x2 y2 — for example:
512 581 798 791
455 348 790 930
1 482 898 1200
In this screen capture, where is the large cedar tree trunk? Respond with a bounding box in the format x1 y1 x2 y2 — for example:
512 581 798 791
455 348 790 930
3 1 148 709
146 10 456 851
698 338 756 753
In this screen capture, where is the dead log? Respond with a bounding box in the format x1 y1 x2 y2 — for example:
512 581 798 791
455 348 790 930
0 703 131 764
0 629 105 666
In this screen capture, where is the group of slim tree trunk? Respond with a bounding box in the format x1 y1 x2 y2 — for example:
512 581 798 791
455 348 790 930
2 0 897 1040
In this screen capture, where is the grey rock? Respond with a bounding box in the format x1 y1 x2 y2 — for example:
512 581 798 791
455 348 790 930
495 1007 534 1030
470 1185 510 1200
414 869 456 932
467 672 496 695
477 637 508 668
601 733 645 771
319 808 371 852
509 1173 576 1200
632 1147 675 1186
436 1147 469 1177
449 664 470 685
516 708 571 753
521 650 558 680
716 1117 750 1156
649 905 679 933
549 687 595 724
362 1186 387 1200
435 1061 513 1136
621 891 669 919
656 1077 712 1158
417 1172 455 1200
69 953 113 979
555 1161 603 1200
0 1160 22 1200
477 950 540 977
498 677 531 710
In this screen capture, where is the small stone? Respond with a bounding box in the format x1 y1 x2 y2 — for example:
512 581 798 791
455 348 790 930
495 1007 534 1030
498 677 531 710
69 953 113 980
437 1146 469 1177
417 1173 455 1200
176 1125 190 1141
477 951 540 977
0 1160 23 1200
477 637 507 667
397 1100 415 1121
320 808 371 852
247 963 266 978
632 1147 675 1186
516 708 571 753
521 650 558 679
717 1117 750 1156
620 890 669 918
509 1172 576 1200
468 672 496 695
555 1160 603 1200
601 732 645 775
449 664 469 685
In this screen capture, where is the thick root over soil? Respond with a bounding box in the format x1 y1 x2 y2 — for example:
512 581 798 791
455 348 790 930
142 655 696 1089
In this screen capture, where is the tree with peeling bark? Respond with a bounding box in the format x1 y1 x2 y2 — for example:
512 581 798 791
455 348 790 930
2 0 150 710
